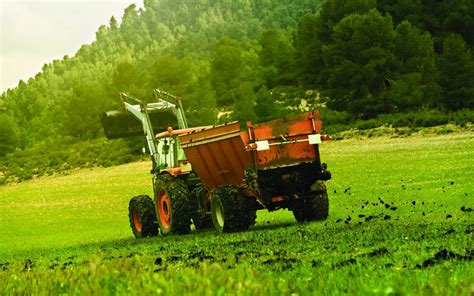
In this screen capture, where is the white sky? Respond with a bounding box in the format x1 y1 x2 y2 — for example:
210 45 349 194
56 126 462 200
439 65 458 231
0 0 143 93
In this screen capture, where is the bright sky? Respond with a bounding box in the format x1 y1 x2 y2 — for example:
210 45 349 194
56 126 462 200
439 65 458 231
0 0 143 93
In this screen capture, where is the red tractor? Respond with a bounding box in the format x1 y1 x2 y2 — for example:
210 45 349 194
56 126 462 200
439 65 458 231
101 89 331 237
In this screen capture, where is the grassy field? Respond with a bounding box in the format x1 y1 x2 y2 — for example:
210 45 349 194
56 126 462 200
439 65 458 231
1 132 473 295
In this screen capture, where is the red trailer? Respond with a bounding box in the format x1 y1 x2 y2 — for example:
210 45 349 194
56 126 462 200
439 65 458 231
179 110 331 232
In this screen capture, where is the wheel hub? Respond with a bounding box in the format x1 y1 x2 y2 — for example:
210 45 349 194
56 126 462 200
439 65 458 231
215 199 225 228
158 192 171 229
132 208 142 233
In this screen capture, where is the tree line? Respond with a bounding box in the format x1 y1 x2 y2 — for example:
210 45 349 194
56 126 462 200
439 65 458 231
1 0 473 156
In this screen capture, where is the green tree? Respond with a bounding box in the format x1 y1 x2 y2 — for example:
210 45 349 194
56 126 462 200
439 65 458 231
322 9 397 117
0 95 5 111
391 20 440 109
232 82 257 124
183 79 217 126
388 73 424 109
63 81 110 138
0 115 18 156
113 61 142 89
259 29 295 87
377 0 422 27
210 37 243 106
296 0 449 117
441 0 474 47
438 34 474 110
295 13 323 87
152 55 193 95
296 0 377 88
109 16 118 31
111 61 148 99
254 85 281 122
378 0 474 49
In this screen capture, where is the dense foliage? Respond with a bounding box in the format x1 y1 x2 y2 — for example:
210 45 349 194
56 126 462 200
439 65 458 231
1 0 473 156
297 0 474 118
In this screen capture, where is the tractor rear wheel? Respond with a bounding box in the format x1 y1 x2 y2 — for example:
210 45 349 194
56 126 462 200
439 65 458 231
211 185 257 233
155 174 193 235
128 195 158 238
293 189 329 222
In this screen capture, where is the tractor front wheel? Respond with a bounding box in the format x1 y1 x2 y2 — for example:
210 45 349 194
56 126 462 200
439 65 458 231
155 174 193 235
211 185 256 233
128 195 158 238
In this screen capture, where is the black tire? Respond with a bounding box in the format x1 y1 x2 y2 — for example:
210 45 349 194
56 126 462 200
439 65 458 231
192 185 213 230
154 174 193 235
211 185 257 233
129 195 158 238
293 189 329 222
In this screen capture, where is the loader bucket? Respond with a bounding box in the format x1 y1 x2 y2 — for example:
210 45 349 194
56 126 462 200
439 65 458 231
101 109 177 139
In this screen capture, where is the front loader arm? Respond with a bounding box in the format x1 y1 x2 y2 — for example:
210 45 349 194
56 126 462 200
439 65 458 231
123 100 161 173
102 90 189 174
154 88 188 129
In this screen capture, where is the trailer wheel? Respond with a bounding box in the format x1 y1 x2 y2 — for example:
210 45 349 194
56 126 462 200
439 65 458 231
293 189 329 222
155 174 193 235
128 195 158 238
211 185 257 233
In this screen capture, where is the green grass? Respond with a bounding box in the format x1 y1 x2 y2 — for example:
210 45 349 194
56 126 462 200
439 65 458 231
1 132 473 295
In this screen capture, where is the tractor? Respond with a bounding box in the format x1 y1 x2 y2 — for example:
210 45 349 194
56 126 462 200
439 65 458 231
101 89 331 237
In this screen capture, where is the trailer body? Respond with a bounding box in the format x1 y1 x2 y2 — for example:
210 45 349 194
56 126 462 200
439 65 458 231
179 111 331 212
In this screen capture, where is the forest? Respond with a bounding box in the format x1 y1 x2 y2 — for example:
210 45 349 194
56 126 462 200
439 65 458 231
1 0 473 174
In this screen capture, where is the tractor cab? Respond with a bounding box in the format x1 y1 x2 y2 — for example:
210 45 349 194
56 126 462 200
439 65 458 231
155 126 211 176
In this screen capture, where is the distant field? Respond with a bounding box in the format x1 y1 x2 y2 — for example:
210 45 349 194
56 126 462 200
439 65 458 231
1 132 473 295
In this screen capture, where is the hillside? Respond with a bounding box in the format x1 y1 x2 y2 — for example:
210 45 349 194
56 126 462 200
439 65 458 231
1 0 473 156
1 0 324 147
